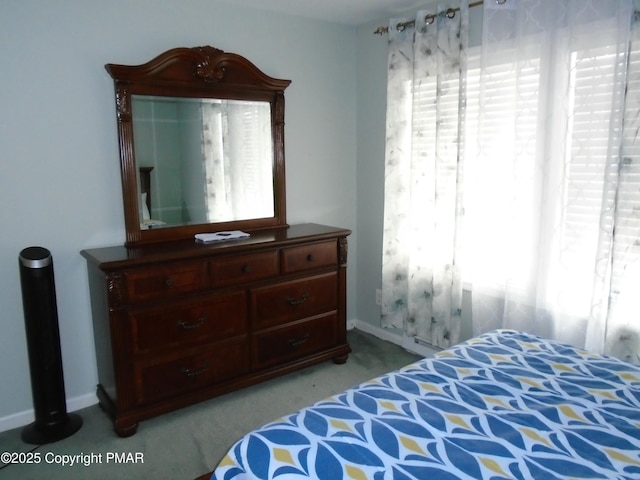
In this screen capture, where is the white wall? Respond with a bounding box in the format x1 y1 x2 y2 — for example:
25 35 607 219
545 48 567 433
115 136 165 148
0 0 357 429
354 19 393 338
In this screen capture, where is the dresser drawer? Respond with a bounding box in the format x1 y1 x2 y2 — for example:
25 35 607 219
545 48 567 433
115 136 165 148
210 250 279 288
128 291 247 355
136 337 249 404
251 272 337 329
252 313 337 369
123 260 208 303
282 241 337 274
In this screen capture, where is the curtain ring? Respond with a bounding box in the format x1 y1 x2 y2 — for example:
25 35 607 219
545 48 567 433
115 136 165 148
395 20 415 32
446 8 456 18
496 0 507 4
425 14 436 25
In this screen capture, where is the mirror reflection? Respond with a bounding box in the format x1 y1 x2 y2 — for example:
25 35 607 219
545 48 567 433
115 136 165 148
132 95 275 230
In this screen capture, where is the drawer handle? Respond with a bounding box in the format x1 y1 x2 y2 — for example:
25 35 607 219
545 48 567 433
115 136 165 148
177 315 208 330
286 293 309 306
165 278 175 287
289 333 310 349
180 363 209 378
242 264 252 274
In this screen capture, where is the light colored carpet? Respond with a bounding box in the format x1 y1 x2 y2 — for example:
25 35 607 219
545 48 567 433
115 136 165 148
0 329 421 480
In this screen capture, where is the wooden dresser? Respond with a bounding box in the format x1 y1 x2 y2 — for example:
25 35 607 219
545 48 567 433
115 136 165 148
81 224 351 436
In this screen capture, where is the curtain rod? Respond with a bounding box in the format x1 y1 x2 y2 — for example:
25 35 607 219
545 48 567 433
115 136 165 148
374 0 489 35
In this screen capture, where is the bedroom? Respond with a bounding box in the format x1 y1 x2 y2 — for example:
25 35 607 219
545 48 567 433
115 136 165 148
2 0 640 478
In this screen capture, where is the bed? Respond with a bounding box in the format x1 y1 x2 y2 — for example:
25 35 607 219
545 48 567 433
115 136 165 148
209 329 640 480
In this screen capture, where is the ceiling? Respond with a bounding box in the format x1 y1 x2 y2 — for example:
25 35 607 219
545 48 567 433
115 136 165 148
215 0 429 25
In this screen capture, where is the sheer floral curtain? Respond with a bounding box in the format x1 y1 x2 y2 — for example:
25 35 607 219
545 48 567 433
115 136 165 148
468 0 640 359
381 1 469 348
382 0 640 360
201 101 230 221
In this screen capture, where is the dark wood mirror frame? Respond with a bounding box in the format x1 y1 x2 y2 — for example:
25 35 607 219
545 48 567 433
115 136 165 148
106 46 291 246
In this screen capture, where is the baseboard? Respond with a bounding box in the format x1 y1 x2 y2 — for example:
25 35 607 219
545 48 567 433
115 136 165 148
348 318 403 346
0 392 97 433
350 318 439 357
400 333 439 357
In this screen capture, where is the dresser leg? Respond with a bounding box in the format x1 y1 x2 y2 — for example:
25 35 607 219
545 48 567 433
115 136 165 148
332 354 349 364
96 384 139 437
114 420 139 438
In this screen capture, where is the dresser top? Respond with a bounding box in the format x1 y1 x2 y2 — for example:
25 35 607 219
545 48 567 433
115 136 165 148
81 223 351 270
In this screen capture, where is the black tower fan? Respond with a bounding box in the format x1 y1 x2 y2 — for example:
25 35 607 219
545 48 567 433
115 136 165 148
19 246 82 444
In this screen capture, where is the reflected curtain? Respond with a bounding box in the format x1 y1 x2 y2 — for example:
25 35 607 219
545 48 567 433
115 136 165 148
468 0 640 360
201 101 274 223
381 1 469 348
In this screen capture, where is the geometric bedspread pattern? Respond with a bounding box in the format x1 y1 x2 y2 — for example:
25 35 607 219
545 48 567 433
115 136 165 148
211 330 640 479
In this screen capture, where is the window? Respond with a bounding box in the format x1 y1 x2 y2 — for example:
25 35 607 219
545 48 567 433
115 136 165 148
451 37 640 320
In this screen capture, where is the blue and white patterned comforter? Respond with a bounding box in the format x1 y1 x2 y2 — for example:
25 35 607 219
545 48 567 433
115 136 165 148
211 330 640 479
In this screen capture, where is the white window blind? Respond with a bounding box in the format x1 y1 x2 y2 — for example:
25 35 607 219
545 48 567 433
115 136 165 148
416 37 640 319
609 35 640 323
461 48 542 292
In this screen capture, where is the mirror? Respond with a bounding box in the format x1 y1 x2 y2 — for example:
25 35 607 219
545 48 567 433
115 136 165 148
132 96 275 229
106 46 291 246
